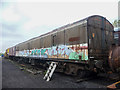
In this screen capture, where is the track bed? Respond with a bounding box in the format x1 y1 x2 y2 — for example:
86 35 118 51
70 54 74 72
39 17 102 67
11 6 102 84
2 58 117 88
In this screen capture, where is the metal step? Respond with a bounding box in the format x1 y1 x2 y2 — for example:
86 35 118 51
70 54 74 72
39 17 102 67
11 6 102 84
43 62 58 81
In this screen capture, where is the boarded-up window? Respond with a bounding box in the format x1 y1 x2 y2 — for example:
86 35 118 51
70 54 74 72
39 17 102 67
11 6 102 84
30 38 40 49
44 35 51 48
57 30 64 45
65 26 80 45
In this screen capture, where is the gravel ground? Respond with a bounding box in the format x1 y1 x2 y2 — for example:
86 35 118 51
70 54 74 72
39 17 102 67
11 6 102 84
2 58 116 89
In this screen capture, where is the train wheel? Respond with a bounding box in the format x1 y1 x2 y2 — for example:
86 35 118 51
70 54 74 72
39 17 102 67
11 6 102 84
64 64 71 75
64 64 78 75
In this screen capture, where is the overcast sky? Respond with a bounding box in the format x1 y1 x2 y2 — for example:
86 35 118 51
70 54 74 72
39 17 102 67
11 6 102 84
0 0 119 53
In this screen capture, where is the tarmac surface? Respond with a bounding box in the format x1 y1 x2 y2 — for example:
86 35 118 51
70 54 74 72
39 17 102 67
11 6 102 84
2 58 116 89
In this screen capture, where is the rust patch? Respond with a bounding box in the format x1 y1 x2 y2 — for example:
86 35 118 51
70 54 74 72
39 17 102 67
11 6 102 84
108 46 120 72
69 37 80 42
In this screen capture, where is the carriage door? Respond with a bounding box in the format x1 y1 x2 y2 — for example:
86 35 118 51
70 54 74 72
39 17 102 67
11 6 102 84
52 33 58 58
52 33 57 46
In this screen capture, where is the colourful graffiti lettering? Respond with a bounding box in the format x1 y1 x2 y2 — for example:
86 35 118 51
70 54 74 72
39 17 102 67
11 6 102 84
17 43 88 60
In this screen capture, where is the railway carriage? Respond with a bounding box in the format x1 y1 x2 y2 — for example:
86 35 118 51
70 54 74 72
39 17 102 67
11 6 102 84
6 15 120 76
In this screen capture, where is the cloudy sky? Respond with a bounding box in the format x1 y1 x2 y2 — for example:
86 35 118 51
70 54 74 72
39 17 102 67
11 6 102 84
0 0 118 53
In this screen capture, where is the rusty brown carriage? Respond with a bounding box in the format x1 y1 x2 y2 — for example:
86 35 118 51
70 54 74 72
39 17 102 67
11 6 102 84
6 15 120 78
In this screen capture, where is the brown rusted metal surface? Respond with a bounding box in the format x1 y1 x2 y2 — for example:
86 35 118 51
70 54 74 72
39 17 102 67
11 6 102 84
88 16 114 61
109 46 120 72
69 37 80 42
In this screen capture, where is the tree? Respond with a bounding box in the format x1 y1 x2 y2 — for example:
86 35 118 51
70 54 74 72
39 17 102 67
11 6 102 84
112 20 118 27
118 19 120 27
112 19 120 27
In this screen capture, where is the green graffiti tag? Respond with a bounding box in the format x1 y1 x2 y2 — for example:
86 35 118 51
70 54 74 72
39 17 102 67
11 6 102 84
41 49 46 55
